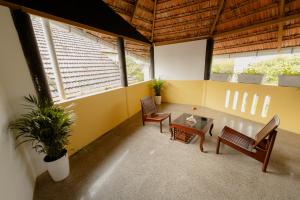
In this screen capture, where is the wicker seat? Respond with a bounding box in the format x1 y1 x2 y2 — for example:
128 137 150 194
216 115 280 172
140 96 171 133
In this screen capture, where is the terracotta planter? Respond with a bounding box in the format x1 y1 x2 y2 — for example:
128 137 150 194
44 149 70 182
210 73 231 82
154 96 161 104
278 75 300 87
238 73 264 84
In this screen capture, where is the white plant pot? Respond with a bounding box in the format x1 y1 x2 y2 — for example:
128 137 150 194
278 75 300 87
210 73 231 82
44 150 70 182
154 96 161 105
238 74 264 84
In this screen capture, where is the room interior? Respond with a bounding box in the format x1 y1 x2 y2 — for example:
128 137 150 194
0 0 300 200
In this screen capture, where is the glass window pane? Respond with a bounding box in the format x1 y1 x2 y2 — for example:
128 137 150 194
125 40 151 85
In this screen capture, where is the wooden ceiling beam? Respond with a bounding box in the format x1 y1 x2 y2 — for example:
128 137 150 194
213 13 300 38
277 0 285 51
155 6 217 22
215 29 278 43
213 45 276 55
155 16 213 30
155 35 210 46
135 26 152 33
131 0 140 23
155 26 210 37
108 5 132 17
219 3 278 24
133 15 152 24
137 4 153 15
214 39 278 50
151 0 157 42
222 0 258 13
210 0 225 35
156 0 209 14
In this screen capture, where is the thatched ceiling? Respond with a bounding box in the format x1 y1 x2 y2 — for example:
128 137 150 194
103 0 300 55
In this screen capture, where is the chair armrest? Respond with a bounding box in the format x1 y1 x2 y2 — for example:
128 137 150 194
156 112 171 116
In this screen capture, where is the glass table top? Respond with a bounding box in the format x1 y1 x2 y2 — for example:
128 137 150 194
172 113 212 130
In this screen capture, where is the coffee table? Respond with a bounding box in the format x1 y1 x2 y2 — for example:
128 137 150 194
170 113 214 152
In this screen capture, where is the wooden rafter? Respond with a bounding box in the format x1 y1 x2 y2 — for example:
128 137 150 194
151 0 157 42
131 0 140 23
215 28 278 43
214 38 278 50
155 26 209 37
156 0 209 14
155 35 210 46
213 12 300 38
210 0 225 35
155 6 217 22
155 17 211 30
277 0 285 51
219 3 278 24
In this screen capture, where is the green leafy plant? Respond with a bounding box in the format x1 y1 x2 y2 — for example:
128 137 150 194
152 78 164 96
243 67 262 75
211 59 234 74
126 56 144 82
280 66 300 76
9 95 75 161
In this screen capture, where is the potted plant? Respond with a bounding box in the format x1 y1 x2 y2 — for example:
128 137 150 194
210 59 233 82
210 67 232 82
9 95 74 182
238 68 264 84
152 78 164 105
278 66 300 87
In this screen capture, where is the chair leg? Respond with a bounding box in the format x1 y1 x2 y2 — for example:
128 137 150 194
142 119 145 126
160 121 163 133
209 123 214 136
262 133 277 172
216 137 221 154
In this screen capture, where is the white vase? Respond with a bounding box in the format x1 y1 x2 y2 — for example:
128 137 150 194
44 150 70 182
154 96 161 105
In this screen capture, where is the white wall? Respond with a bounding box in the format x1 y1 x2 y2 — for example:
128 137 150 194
0 6 46 200
154 40 207 80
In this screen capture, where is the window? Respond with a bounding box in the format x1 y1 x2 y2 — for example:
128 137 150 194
125 40 151 85
211 52 300 85
31 16 122 102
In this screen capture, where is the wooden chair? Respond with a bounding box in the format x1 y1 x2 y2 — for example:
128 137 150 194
140 96 171 133
216 115 280 172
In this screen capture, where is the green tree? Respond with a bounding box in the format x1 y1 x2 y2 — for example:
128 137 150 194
248 56 300 84
126 56 144 82
212 59 234 73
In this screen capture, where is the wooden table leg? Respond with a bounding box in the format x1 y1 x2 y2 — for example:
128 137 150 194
199 134 205 152
169 127 174 140
209 123 214 136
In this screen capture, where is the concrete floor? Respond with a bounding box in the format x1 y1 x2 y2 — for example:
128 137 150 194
34 103 300 200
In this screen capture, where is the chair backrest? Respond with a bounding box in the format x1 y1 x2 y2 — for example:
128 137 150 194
140 96 157 115
253 115 280 147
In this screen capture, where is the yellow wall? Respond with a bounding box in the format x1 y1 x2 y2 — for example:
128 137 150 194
204 81 300 134
126 81 152 117
162 80 300 134
59 79 300 156
59 81 151 155
162 80 204 106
